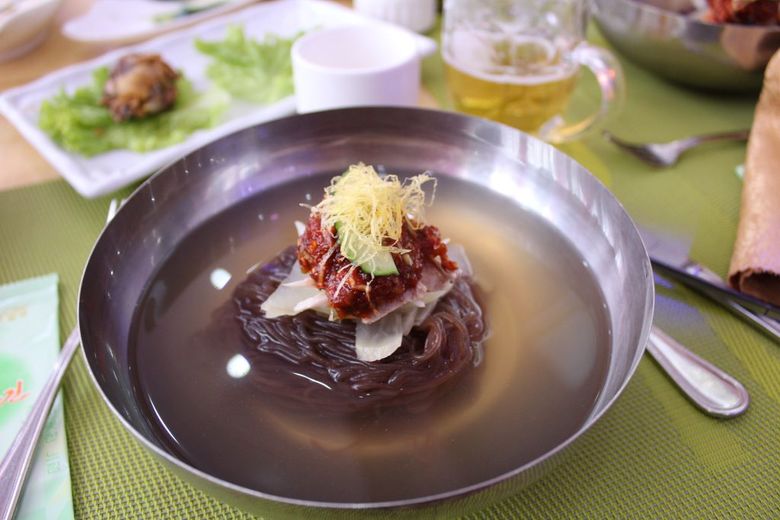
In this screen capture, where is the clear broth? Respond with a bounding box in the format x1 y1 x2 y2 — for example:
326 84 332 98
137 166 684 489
129 174 611 503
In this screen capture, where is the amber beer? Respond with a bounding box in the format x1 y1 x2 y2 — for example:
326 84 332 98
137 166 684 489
443 35 579 133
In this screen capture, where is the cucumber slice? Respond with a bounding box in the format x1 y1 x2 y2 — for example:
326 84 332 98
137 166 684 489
335 222 399 276
361 251 398 276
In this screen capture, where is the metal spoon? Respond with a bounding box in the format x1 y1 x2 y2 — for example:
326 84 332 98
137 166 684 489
647 326 749 417
0 198 121 520
0 330 80 520
603 129 750 167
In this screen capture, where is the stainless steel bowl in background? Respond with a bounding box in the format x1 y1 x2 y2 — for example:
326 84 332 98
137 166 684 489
78 108 654 518
592 0 780 92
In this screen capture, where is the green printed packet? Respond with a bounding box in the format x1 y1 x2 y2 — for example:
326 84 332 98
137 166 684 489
0 274 74 520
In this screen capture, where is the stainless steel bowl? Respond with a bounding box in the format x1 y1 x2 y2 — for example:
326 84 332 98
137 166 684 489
78 107 654 517
592 0 780 92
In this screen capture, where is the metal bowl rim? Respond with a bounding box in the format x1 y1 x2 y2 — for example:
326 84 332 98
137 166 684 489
599 0 780 32
77 106 654 511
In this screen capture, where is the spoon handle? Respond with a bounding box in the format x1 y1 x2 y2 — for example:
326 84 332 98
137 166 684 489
0 328 80 520
646 326 749 418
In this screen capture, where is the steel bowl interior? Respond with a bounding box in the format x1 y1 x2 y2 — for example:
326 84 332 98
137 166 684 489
78 107 654 518
592 0 780 92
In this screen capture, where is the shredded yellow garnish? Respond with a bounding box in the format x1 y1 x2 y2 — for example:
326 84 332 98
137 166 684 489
314 163 436 268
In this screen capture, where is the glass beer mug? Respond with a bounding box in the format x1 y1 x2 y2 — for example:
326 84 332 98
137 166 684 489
442 0 624 143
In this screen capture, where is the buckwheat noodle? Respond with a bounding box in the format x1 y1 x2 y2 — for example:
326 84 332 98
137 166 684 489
225 247 487 414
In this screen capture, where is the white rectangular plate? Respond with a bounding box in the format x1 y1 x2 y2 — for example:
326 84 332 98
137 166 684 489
0 0 434 198
61 0 258 46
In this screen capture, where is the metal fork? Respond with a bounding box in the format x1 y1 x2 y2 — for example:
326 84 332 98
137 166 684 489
603 129 750 167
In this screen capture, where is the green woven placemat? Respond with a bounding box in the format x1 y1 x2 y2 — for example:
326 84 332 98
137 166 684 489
1 26 779 520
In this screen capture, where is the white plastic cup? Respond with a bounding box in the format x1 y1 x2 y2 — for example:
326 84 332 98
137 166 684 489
292 24 435 114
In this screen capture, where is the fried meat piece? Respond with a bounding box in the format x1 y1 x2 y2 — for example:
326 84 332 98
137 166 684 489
101 54 179 122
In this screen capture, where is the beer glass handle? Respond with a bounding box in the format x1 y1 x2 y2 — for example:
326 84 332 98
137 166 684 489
540 42 625 143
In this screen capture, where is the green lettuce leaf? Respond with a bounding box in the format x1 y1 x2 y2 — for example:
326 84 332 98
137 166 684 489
38 67 229 157
195 25 300 104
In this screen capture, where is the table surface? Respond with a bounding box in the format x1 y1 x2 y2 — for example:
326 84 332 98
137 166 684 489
2 2 780 519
